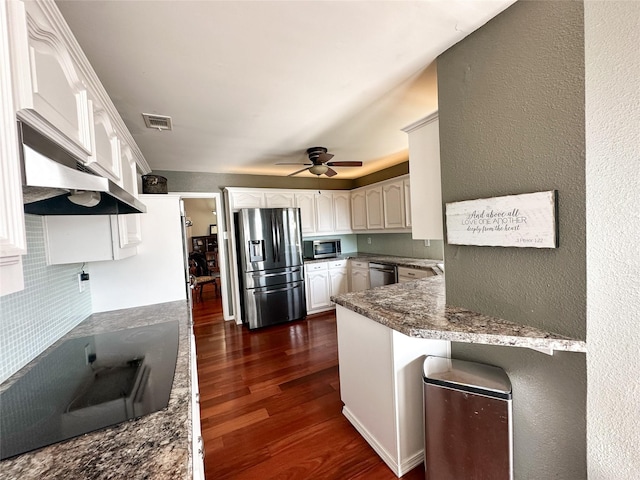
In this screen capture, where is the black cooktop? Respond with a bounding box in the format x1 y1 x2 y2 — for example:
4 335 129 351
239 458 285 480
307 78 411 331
0 320 179 460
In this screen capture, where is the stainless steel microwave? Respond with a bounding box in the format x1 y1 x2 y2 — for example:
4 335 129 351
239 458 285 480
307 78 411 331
303 239 341 259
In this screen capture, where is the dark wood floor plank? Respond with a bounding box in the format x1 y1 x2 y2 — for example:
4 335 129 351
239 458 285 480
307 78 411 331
193 291 425 479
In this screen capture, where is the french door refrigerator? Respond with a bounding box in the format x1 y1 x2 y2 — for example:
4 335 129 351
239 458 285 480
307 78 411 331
235 208 306 329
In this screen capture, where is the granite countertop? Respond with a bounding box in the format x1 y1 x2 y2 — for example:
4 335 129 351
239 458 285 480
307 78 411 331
304 253 443 274
1 300 193 479
331 275 586 353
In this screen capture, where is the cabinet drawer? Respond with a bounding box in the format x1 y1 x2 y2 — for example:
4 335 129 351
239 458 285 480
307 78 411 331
305 262 328 273
397 266 435 279
328 259 347 270
350 260 368 269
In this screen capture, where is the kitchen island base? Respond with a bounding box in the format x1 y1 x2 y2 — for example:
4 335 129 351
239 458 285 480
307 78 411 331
335 305 450 477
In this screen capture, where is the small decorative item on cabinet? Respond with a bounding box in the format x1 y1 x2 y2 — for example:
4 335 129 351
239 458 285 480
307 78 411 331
141 175 168 194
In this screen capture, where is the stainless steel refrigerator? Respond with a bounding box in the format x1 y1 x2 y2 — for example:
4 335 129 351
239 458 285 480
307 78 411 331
235 208 306 329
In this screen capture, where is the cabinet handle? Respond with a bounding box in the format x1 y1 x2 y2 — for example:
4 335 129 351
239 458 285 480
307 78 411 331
195 392 200 403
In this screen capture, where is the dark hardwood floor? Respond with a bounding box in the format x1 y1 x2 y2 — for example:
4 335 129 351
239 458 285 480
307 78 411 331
192 291 425 480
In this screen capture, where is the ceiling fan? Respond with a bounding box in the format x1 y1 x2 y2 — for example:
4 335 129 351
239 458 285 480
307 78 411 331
278 147 363 177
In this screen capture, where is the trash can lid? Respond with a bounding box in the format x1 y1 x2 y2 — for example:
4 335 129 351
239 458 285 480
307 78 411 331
423 356 512 396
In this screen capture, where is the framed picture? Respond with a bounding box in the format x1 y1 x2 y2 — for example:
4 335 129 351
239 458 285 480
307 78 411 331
209 224 218 235
445 190 558 248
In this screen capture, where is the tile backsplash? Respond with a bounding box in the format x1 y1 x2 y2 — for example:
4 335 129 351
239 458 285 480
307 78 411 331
0 215 92 383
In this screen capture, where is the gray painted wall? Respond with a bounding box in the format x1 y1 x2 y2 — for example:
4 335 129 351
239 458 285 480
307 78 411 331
356 234 443 260
437 1 586 477
152 161 409 194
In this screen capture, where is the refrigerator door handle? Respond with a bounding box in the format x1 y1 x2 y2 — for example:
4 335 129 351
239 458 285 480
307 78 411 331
251 267 301 278
271 210 280 262
276 216 282 262
257 283 302 295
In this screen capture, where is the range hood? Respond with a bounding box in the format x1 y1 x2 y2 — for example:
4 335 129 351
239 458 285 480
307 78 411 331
19 121 146 215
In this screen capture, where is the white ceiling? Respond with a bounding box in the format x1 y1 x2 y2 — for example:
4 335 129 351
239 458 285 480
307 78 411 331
55 0 515 179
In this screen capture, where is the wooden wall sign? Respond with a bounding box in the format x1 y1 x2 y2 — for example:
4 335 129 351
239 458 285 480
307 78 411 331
445 190 558 248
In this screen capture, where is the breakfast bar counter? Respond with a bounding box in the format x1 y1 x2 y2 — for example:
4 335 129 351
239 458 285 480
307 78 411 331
0 300 194 480
331 274 586 353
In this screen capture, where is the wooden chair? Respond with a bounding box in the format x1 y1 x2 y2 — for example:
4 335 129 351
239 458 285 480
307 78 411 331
189 252 220 302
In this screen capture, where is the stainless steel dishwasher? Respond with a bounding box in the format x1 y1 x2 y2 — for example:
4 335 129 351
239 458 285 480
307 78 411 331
368 262 397 287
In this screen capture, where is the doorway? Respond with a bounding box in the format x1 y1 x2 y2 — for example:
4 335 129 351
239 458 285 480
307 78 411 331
176 192 232 321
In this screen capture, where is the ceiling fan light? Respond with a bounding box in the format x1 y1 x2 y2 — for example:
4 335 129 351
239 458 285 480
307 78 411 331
308 164 329 176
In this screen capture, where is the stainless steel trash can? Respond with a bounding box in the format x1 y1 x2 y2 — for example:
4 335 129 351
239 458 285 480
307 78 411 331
423 356 513 480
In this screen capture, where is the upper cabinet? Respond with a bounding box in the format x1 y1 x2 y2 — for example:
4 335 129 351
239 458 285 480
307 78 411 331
351 175 411 234
332 191 352 233
403 112 443 239
0 0 26 296
5 0 150 185
350 190 367 231
88 96 122 182
0 0 150 290
8 0 92 160
315 192 335 234
382 180 405 229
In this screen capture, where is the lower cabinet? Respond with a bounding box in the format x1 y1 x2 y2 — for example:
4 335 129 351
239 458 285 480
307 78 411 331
190 330 205 480
305 259 349 315
43 215 139 264
305 262 331 314
397 266 435 283
350 260 370 292
336 305 450 477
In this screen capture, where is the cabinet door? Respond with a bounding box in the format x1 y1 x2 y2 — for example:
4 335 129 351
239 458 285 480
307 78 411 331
382 181 405 229
329 267 349 298
333 192 352 232
350 190 367 231
1 6 27 295
350 268 370 292
230 191 265 209
265 192 295 208
406 115 443 239
306 268 331 312
315 192 334 234
365 187 384 230
88 99 122 182
44 215 137 264
115 146 142 251
10 1 92 159
295 192 316 235
403 178 412 228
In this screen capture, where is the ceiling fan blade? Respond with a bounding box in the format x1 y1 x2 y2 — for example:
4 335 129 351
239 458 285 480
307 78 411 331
326 161 363 167
276 162 312 165
324 167 338 177
317 152 334 163
288 167 310 177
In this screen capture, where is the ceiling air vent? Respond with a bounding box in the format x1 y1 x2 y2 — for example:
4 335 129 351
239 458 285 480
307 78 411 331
142 113 173 131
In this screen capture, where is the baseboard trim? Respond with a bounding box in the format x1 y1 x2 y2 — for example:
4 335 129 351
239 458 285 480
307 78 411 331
342 406 424 477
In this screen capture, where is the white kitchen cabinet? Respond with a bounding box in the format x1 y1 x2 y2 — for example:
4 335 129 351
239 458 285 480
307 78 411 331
365 186 384 230
190 330 205 480
305 259 348 314
332 191 352 233
403 113 443 239
88 96 121 183
350 190 367 231
265 192 295 208
315 192 335 234
397 266 435 283
0 0 26 296
350 260 370 292
305 262 332 314
403 178 412 228
336 305 450 476
382 180 405 229
229 190 265 209
295 192 317 235
328 259 349 299
8 0 92 161
44 215 137 264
